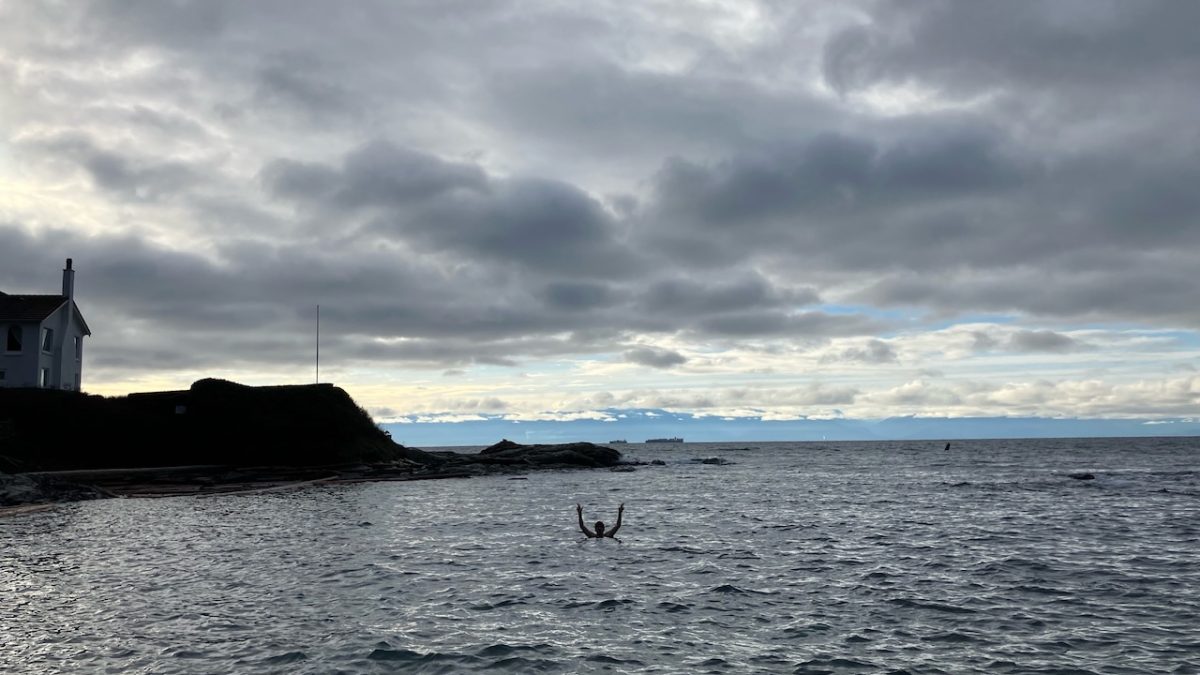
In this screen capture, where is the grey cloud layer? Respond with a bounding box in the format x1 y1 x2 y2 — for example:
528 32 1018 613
0 214 847 374
823 2 1200 99
3 1 1198 390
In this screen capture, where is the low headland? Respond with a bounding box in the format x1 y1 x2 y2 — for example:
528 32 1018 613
0 378 624 510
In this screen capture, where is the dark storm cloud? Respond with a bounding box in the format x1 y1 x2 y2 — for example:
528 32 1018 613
5 0 1200 393
693 310 883 340
265 141 639 278
822 2 1200 97
17 132 205 202
638 117 1200 326
481 60 846 168
1 220 873 375
382 177 632 277
84 0 227 47
853 264 1200 327
653 128 1019 226
255 53 358 120
637 126 1034 273
539 282 623 312
623 346 687 369
637 275 818 315
0 224 580 371
262 142 487 208
259 160 341 203
970 331 998 352
1007 330 1084 354
821 339 898 365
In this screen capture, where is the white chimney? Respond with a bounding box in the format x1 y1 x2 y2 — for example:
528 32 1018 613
62 258 75 300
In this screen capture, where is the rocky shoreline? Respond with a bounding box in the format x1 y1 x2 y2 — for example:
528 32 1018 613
0 380 725 514
0 439 629 511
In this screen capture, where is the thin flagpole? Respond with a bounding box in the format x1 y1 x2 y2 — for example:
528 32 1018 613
316 304 320 384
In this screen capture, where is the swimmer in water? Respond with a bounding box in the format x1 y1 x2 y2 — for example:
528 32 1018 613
577 502 623 539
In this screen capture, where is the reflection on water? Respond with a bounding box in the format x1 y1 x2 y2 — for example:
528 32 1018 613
3 438 1199 673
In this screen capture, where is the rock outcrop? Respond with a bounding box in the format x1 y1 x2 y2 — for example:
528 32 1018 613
0 384 628 507
0 379 422 470
443 439 622 473
0 472 108 507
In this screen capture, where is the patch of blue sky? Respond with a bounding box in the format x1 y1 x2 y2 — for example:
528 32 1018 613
1055 319 1200 337
815 303 918 320
1061 327 1200 351
919 312 1019 330
1136 330 1200 348
814 304 1021 334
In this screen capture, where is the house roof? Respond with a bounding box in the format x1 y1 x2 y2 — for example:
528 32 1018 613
0 294 69 324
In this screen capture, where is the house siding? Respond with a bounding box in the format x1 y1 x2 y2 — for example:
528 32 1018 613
0 305 87 390
1 261 90 390
1 320 44 388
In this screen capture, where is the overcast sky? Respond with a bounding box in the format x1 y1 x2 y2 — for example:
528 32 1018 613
3 1 1198 432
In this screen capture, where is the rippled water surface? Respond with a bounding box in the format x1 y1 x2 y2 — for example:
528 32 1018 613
3 438 1199 674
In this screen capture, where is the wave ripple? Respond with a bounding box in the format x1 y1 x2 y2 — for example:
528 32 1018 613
2 437 1198 673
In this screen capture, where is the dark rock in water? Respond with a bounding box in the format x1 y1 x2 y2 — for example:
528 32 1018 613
0 472 108 507
650 460 667 466
434 440 623 475
1068 472 1096 480
481 439 524 455
610 465 637 472
697 457 733 465
469 441 621 468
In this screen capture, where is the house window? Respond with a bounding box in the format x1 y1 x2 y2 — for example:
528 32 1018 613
74 336 82 359
5 326 21 352
40 368 50 388
41 327 54 352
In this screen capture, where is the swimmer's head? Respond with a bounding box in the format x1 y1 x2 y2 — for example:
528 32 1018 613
594 521 606 535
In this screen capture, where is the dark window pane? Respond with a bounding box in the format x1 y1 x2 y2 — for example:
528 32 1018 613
6 326 21 352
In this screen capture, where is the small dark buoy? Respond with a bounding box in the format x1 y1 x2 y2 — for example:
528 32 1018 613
1067 472 1096 480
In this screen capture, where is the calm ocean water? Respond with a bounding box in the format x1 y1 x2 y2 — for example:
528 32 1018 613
2 438 1198 674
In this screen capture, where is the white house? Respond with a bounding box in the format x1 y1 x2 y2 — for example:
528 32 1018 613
0 259 91 390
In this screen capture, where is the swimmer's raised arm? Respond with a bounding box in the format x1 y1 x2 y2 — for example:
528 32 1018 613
606 502 624 538
576 503 595 538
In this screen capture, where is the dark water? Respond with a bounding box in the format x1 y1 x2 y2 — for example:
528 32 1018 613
3 438 1199 674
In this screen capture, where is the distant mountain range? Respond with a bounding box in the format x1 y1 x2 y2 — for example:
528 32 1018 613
384 409 1200 448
